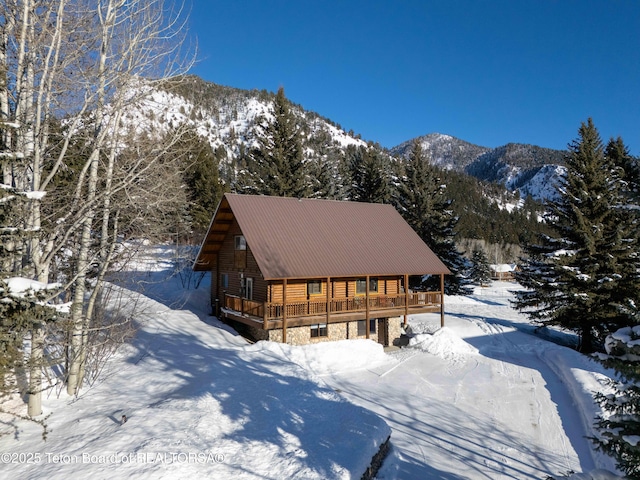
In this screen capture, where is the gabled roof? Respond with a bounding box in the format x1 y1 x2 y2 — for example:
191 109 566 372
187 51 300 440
194 193 450 279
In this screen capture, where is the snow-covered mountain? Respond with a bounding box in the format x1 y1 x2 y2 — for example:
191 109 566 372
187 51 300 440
119 75 368 169
390 133 567 202
390 133 491 170
120 76 566 204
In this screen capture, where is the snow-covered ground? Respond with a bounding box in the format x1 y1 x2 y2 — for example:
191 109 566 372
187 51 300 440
323 284 619 479
0 247 622 479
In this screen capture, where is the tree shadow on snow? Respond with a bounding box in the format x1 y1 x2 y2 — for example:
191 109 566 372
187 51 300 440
116 315 387 478
443 312 599 475
446 311 578 349
338 376 578 480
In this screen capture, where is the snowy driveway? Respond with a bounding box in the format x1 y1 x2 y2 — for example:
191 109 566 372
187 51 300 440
318 284 616 479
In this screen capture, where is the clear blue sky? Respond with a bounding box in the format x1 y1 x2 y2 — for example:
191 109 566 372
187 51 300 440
187 1 640 154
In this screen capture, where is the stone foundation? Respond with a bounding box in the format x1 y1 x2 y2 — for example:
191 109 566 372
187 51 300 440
238 317 403 346
388 316 403 346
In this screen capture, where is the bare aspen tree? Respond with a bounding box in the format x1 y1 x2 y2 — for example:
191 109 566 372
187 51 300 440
0 0 194 413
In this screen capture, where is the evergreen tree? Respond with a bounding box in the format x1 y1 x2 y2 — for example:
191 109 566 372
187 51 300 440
306 127 349 200
179 129 226 236
0 184 59 414
235 87 309 198
469 247 492 286
309 155 343 199
590 137 640 479
395 140 472 295
592 322 640 479
0 186 25 399
607 136 640 203
347 145 392 204
513 119 640 352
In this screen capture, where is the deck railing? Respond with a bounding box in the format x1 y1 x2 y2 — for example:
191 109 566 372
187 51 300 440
224 295 265 318
223 291 441 320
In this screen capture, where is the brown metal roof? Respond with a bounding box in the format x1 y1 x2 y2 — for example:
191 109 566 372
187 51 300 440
194 194 450 279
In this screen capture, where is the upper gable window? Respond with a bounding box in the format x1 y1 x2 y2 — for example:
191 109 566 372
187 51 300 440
234 235 247 269
235 235 246 251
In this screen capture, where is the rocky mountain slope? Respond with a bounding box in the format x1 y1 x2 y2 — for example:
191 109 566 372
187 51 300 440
390 134 566 201
123 76 368 180
123 75 566 202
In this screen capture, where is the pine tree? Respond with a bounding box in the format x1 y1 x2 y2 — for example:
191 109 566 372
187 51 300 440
0 185 59 413
347 145 392 204
179 128 226 236
309 155 343 199
469 247 492 286
589 137 640 479
592 322 640 479
235 87 309 198
607 136 640 206
395 140 472 295
513 119 640 352
0 186 26 401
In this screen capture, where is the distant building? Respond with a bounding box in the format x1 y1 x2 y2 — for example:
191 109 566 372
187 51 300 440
490 264 517 281
194 194 450 346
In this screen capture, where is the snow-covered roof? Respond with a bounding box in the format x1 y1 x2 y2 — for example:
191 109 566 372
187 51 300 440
490 264 516 273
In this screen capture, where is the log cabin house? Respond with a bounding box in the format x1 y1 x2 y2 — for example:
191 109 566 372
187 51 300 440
193 194 450 346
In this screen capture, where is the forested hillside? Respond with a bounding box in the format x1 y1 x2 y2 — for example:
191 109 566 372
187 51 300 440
149 75 554 260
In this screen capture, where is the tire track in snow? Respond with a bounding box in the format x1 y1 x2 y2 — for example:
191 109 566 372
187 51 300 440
470 316 576 473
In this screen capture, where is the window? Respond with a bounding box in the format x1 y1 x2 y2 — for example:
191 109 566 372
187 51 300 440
311 323 328 338
241 277 253 300
369 319 377 334
235 235 246 250
221 273 229 289
307 280 321 295
356 278 377 294
357 320 366 336
234 235 247 268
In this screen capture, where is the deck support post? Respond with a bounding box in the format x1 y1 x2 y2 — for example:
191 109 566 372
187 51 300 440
365 275 370 339
263 303 268 330
326 276 331 326
404 274 409 326
213 253 220 316
282 278 287 344
440 273 445 328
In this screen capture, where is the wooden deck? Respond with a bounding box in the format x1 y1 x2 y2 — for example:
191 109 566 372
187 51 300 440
222 292 443 329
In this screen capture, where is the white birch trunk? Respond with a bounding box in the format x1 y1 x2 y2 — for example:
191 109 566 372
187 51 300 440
1 0 193 404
